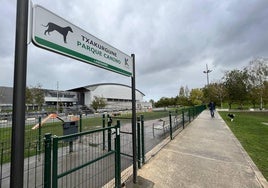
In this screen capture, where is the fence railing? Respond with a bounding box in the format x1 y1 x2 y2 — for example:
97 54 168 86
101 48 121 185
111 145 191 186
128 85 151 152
137 105 206 166
44 120 121 188
0 105 205 187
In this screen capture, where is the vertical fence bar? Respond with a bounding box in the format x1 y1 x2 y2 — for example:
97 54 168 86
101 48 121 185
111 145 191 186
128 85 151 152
0 143 3 187
26 143 30 188
35 143 38 187
79 114 82 143
107 115 112 151
44 133 52 188
102 114 106 150
52 136 58 188
175 109 178 128
169 111 173 140
141 115 145 164
137 117 141 169
38 116 42 155
182 110 185 129
115 120 121 188
188 108 191 122
79 114 82 132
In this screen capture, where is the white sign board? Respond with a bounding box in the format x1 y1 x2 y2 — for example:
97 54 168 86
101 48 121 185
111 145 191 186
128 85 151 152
32 5 133 77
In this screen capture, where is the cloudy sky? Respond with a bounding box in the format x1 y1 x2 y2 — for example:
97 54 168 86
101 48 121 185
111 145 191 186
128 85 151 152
1 0 268 101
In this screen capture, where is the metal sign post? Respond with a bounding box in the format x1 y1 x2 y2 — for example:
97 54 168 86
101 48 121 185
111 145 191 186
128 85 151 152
131 54 137 183
8 3 136 186
10 0 29 187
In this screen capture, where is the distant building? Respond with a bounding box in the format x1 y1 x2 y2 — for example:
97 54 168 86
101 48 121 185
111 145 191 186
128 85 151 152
0 86 13 111
0 83 152 112
43 89 78 107
69 83 151 111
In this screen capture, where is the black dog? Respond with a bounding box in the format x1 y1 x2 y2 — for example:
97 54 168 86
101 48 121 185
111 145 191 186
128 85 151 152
227 113 235 121
42 22 73 43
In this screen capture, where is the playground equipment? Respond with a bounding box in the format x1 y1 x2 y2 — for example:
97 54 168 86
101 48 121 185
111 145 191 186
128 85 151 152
32 113 79 130
32 113 80 152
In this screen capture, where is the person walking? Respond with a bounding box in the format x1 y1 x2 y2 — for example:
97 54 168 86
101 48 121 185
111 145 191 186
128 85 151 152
208 101 215 118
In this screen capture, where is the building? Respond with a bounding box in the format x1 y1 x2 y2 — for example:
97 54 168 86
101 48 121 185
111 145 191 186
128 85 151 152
43 89 78 107
0 86 13 111
69 83 151 111
0 83 152 113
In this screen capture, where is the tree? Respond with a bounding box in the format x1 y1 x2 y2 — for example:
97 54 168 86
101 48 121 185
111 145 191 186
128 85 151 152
176 95 190 106
91 96 106 112
189 88 203 105
203 82 226 108
154 97 169 108
213 82 226 109
32 84 44 110
245 57 268 109
176 86 190 106
223 69 249 109
149 99 155 107
26 86 33 111
25 84 44 111
263 80 268 107
179 86 185 97
185 85 190 98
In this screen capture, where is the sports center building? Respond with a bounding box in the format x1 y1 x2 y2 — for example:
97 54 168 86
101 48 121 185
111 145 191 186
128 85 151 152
68 83 149 111
0 83 151 112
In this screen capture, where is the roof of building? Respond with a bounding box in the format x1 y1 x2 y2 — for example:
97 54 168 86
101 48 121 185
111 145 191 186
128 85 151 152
68 83 145 96
0 83 145 105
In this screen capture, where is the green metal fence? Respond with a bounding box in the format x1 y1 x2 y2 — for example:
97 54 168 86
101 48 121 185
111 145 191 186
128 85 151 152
0 105 206 187
43 121 121 188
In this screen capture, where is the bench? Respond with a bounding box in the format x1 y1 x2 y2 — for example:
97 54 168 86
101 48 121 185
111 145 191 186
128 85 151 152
152 119 169 137
152 116 183 137
173 116 182 127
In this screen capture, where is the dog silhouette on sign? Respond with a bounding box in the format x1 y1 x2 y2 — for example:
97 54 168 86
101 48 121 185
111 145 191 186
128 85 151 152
42 22 73 43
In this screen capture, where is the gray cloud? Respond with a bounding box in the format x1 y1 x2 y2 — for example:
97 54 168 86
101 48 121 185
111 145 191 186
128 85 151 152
1 0 268 101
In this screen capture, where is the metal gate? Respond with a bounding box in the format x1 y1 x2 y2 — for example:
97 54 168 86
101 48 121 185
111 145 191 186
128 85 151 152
43 121 121 188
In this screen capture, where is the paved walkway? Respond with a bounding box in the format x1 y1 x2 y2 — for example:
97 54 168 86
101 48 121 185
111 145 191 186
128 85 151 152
125 110 268 188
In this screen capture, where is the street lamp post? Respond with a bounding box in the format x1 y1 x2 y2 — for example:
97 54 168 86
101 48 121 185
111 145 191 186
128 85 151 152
203 64 212 86
57 81 59 114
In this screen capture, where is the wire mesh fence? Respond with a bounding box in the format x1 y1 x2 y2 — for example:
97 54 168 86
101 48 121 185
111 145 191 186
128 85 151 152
0 105 205 187
49 126 119 188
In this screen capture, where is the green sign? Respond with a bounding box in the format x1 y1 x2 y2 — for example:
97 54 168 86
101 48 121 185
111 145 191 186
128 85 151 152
32 5 133 77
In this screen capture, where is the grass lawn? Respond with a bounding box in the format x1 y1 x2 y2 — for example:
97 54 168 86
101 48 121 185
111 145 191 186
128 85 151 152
218 111 268 181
